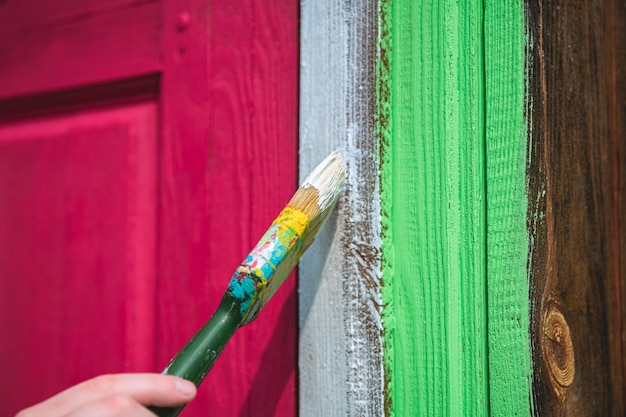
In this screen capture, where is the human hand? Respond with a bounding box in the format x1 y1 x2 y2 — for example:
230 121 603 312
15 373 197 417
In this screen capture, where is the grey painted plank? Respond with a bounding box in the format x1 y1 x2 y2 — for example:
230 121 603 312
299 1 384 416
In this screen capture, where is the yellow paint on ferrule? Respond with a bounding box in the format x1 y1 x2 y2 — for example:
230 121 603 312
276 206 309 237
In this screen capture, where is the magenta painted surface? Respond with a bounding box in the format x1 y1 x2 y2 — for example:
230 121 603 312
157 1 299 416
0 104 158 415
0 0 298 416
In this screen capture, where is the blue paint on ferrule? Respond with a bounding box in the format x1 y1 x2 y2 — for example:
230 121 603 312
224 211 305 325
225 274 257 317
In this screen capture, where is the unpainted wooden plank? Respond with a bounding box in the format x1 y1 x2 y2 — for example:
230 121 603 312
608 0 626 410
299 1 384 416
526 1 625 415
0 0 161 98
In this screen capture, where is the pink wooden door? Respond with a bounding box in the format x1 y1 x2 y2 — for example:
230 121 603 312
0 1 298 416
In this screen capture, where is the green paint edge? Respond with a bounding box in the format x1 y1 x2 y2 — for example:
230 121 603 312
379 2 488 416
484 1 534 416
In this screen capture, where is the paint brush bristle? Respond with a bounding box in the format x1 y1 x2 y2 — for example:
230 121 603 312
287 151 347 245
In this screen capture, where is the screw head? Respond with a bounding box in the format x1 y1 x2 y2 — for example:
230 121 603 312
176 12 191 32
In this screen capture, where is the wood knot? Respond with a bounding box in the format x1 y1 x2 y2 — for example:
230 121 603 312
541 302 575 400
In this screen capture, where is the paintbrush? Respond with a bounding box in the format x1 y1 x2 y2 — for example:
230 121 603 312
150 151 346 417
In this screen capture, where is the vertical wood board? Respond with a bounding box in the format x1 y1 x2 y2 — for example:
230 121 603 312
380 1 488 416
299 0 384 416
484 1 534 416
158 1 299 416
526 1 626 415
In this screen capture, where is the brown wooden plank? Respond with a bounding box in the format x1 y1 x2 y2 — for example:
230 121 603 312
606 0 626 412
526 0 625 415
0 0 161 99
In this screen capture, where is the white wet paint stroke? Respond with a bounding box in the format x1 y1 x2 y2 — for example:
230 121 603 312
301 151 347 210
299 0 384 416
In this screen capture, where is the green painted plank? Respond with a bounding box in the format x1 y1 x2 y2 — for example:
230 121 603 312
380 1 487 416
484 1 534 416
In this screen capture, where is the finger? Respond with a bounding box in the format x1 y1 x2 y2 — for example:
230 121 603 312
21 373 196 416
63 394 157 417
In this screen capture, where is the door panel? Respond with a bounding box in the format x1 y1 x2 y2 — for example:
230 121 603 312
0 103 158 415
0 0 298 415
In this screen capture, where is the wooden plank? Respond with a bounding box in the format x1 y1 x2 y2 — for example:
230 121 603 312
609 0 626 410
0 0 161 99
483 1 534 416
526 1 626 415
299 1 384 416
157 0 298 416
380 1 488 416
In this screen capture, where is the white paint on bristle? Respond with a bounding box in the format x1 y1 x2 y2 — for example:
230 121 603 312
301 151 347 210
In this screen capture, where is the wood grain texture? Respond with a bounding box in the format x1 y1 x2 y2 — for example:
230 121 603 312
158 1 298 416
483 1 534 416
0 0 161 98
380 1 488 416
610 0 626 410
526 1 626 415
0 0 298 414
299 1 384 416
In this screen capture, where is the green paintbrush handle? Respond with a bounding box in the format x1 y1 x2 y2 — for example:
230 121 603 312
149 294 243 417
